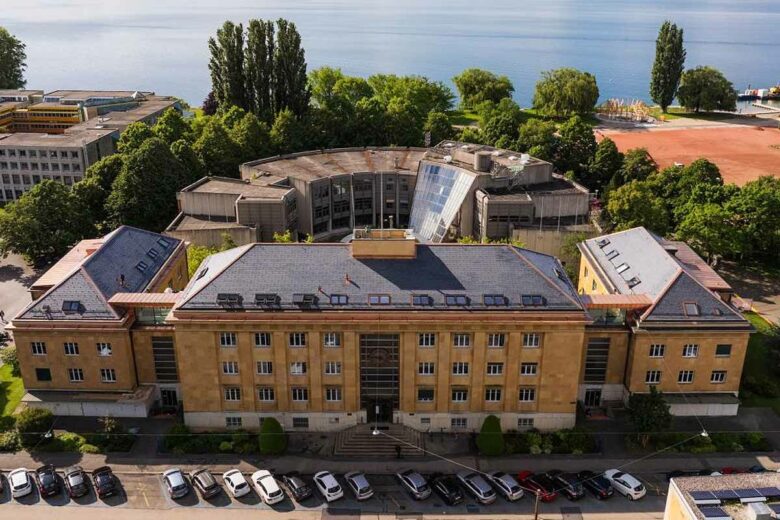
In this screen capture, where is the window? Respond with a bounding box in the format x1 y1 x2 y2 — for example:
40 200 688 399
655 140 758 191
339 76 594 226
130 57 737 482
523 333 541 348
451 417 467 429
716 344 732 357
325 387 342 401
518 418 534 429
368 294 391 305
420 417 431 425
487 333 505 348
291 387 308 401
445 294 468 306
453 333 471 347
682 344 699 358
452 362 469 375
483 294 507 306
330 294 348 305
485 387 502 402
100 368 117 383
418 362 435 375
646 370 661 384
678 370 694 384
64 342 79 356
486 362 504 375
323 332 341 347
649 344 665 358
412 294 432 306
519 387 536 402
290 362 307 375
289 332 306 347
615 263 629 274
258 387 275 401
96 342 112 356
417 388 434 402
711 370 727 384
36 368 51 381
418 333 436 347
222 361 239 375
225 417 242 428
520 363 538 376
683 302 700 316
256 361 273 375
292 417 309 428
224 387 241 401
451 388 468 402
591 280 597 291
254 332 271 347
220 332 237 347
324 361 341 375
68 368 84 382
31 342 46 355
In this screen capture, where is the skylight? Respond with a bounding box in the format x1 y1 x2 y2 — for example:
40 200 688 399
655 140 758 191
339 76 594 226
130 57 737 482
597 238 610 248
293 293 317 305
615 263 629 274
330 294 348 305
156 237 172 249
683 302 700 316
412 294 432 306
483 294 507 306
521 294 546 306
368 294 391 305
136 260 149 273
445 295 468 306
606 250 619 260
146 248 159 260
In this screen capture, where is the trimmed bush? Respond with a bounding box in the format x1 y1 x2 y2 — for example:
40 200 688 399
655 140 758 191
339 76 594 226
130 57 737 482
79 443 100 454
259 417 287 455
0 431 20 452
15 407 54 448
476 415 504 456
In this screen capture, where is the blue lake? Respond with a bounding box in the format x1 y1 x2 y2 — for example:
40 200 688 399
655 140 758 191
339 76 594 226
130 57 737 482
4 0 779 107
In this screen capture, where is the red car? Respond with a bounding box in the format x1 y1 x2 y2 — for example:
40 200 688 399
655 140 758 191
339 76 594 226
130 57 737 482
517 471 558 502
720 467 747 475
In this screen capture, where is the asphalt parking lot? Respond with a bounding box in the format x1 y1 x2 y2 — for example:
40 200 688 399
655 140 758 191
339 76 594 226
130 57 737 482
0 469 668 516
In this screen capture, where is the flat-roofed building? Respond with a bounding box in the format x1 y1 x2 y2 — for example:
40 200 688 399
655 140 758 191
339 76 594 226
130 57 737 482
664 472 780 520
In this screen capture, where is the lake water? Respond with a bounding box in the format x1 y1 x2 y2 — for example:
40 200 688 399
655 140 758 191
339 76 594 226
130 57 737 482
3 0 780 109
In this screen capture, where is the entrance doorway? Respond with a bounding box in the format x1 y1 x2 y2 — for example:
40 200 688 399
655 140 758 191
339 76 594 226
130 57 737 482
360 334 400 424
161 388 178 408
584 389 602 407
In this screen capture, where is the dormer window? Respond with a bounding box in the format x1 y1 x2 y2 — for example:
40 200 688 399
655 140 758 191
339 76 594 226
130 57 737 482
412 294 432 306
445 295 468 306
217 293 242 308
330 294 348 305
136 260 149 273
62 300 82 314
483 294 507 306
293 293 317 306
521 295 546 306
255 293 279 306
683 302 700 316
368 294 391 305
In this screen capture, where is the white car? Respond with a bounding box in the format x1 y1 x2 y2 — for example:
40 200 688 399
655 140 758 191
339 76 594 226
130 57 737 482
223 469 251 498
313 471 344 502
487 471 524 501
603 469 646 500
9 468 33 498
251 470 285 504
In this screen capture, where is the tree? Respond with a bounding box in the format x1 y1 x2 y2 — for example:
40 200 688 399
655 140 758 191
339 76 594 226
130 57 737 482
245 19 275 121
0 27 27 89
452 68 514 109
476 415 504 456
677 66 737 113
71 177 109 233
15 407 54 449
560 231 590 283
676 203 737 263
587 137 623 192
170 139 206 183
725 176 780 259
117 122 155 153
202 90 218 116
309 66 345 109
230 112 272 162
554 116 597 177
516 119 558 161
615 148 657 186
258 417 287 455
0 181 92 263
208 21 249 111
532 68 599 117
187 244 218 277
273 229 294 243
607 180 669 234
192 118 242 177
423 111 453 145
0 344 19 376
368 74 454 115
153 108 189 144
84 155 125 193
273 19 310 118
270 108 307 153
627 386 672 449
106 138 188 231
650 21 686 112
385 98 423 146
481 110 522 147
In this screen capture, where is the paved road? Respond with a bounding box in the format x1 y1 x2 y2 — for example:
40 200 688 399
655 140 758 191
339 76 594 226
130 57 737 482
0 253 36 338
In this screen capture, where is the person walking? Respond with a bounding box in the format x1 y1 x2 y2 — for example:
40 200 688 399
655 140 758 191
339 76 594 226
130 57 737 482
0 310 5 323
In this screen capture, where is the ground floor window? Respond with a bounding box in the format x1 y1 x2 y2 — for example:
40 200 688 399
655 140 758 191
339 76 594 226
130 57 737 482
451 417 467 429
517 417 534 430
292 417 309 428
225 416 242 428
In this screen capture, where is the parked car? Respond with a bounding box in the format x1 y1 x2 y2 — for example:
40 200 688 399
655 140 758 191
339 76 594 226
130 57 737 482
280 472 313 502
721 467 747 475
603 469 646 500
92 466 118 498
63 466 89 498
251 470 284 504
517 471 557 502
457 471 496 505
190 469 221 499
576 470 613 500
162 468 190 499
749 465 767 473
9 468 32 498
396 469 431 500
223 469 250 498
314 471 343 502
35 464 60 497
486 471 523 501
345 472 374 501
430 473 463 505
546 470 584 501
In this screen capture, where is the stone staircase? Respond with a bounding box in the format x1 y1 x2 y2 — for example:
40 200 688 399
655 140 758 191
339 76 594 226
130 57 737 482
333 424 426 458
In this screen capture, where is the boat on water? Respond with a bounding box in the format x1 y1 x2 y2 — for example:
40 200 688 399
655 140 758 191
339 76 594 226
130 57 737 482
738 85 780 101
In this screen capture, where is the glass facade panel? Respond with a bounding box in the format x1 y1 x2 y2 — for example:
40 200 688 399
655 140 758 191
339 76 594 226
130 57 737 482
409 161 476 242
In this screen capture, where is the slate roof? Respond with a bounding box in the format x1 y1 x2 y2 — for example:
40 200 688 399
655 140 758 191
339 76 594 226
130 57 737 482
176 244 584 312
18 226 181 321
642 271 742 322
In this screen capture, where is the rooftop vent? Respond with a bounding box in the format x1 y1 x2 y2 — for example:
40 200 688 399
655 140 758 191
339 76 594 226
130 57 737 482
627 277 641 288
255 293 279 306
195 266 209 280
293 293 317 306
443 155 453 163
216 293 242 308
135 260 149 273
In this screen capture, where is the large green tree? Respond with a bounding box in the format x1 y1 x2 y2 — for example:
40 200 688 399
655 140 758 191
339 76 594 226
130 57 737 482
423 111 453 145
0 27 26 89
725 176 780 258
270 108 308 153
452 68 514 109
649 21 686 113
676 203 738 263
192 118 242 177
607 180 669 234
532 68 599 117
153 108 189 144
587 137 623 192
170 139 206 183
208 21 249 111
0 181 92 263
613 148 657 187
554 115 597 177
627 386 672 449
676 66 737 113
245 19 275 121
230 112 272 162
368 74 454 115
117 122 155 153
516 119 558 162
273 19 310 118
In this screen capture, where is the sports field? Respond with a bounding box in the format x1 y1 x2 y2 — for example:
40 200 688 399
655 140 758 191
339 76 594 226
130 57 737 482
602 126 780 185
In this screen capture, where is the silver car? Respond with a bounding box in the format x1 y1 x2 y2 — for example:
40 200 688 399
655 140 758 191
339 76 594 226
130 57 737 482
457 471 497 505
396 469 431 500
345 472 374 500
487 471 524 501
162 468 189 499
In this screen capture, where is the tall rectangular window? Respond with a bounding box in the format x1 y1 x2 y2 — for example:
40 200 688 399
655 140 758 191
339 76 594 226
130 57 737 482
417 388 434 402
451 417 467 429
224 387 241 401
31 342 47 355
256 361 273 375
64 342 79 356
325 387 342 401
486 362 504 375
222 361 239 375
96 343 112 356
323 332 341 347
715 344 732 357
452 333 471 347
522 333 541 348
418 333 436 347
678 370 694 384
452 362 469 375
584 337 610 384
487 333 505 348
291 387 308 401
646 370 661 384
418 362 435 375
682 344 699 358
258 387 275 401
254 332 271 348
36 368 52 381
290 362 307 375
485 387 502 402
451 388 468 402
520 362 538 376
519 387 536 402
100 368 116 383
324 361 342 375
711 370 727 384
68 368 84 382
649 344 665 358
289 332 306 347
220 332 237 347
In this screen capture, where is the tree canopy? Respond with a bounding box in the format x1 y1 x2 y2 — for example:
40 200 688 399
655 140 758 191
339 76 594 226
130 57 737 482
607 180 669 234
650 21 686 112
0 27 26 89
452 68 514 109
676 66 737 113
532 68 599 117
627 386 672 449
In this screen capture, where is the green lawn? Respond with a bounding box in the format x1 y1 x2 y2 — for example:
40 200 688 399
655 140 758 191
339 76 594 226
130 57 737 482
447 109 480 127
740 311 780 414
0 363 24 417
648 106 740 122
447 108 599 129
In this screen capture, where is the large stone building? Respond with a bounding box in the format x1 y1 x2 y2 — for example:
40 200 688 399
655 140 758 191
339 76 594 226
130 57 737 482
0 89 179 205
10 225 752 431
166 141 592 251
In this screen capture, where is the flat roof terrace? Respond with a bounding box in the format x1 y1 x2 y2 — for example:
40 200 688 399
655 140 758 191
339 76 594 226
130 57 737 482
182 176 292 199
44 90 154 101
0 128 114 147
